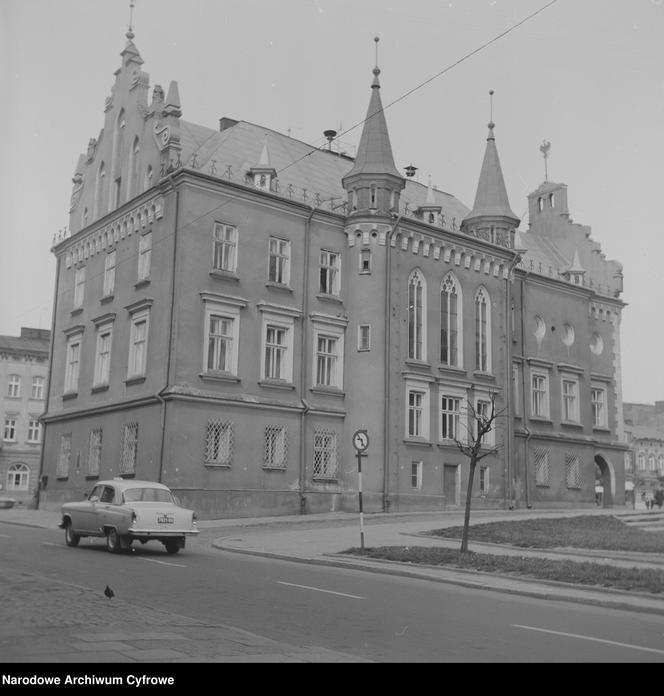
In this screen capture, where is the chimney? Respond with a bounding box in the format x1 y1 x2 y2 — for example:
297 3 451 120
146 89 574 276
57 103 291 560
219 117 239 132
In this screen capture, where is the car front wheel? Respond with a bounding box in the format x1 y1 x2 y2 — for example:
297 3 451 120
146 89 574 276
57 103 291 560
64 521 80 547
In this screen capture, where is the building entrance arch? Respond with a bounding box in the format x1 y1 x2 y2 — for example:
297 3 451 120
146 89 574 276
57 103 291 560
594 454 615 508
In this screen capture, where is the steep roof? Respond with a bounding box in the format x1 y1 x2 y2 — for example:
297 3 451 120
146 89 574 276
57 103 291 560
0 334 50 357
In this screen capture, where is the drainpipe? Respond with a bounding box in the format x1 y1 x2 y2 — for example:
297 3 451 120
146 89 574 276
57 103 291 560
157 175 180 484
519 271 532 508
383 214 402 512
298 206 316 514
503 252 522 509
36 253 62 509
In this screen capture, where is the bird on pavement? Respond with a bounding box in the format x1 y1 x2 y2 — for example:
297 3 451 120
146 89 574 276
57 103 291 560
104 585 115 599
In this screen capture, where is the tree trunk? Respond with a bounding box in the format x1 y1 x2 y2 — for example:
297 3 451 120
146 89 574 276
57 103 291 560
460 457 477 554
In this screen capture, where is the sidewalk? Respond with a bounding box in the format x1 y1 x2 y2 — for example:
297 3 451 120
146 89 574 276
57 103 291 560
2 505 664 663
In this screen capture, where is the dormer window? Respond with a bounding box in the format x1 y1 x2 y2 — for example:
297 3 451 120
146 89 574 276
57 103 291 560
254 172 271 191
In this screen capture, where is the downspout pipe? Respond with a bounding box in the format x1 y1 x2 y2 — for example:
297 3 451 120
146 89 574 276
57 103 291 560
383 214 402 512
519 269 532 508
157 174 180 484
503 252 522 510
299 206 316 514
36 254 62 509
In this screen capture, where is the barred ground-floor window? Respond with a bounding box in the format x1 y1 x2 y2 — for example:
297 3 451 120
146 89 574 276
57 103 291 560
265 425 288 469
57 434 72 478
534 448 550 487
120 423 138 475
205 420 233 466
313 430 338 480
87 428 102 477
565 453 582 489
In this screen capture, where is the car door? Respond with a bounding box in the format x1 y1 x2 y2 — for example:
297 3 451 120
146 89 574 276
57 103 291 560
73 484 105 534
96 485 126 533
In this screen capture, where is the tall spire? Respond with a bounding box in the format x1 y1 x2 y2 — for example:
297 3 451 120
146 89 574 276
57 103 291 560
342 37 402 181
463 91 519 224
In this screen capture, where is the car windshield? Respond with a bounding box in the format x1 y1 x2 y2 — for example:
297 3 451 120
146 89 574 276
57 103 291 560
122 487 175 503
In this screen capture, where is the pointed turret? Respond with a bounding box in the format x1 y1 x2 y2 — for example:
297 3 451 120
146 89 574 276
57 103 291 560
563 248 586 286
164 80 182 118
462 105 519 247
249 135 278 192
342 38 404 216
416 176 442 224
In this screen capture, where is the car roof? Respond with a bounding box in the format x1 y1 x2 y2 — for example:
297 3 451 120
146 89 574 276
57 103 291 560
95 479 172 492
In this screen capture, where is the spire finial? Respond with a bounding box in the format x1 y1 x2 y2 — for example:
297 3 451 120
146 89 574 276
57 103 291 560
540 140 551 182
371 36 381 87
374 36 380 67
488 89 495 133
127 0 136 40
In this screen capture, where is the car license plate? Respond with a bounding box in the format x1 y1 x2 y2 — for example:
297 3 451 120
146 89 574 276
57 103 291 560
157 513 174 524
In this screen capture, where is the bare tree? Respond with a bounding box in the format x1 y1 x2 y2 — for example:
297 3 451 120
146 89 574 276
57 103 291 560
455 393 505 554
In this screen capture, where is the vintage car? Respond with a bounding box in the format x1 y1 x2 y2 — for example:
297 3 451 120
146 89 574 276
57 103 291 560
59 479 199 554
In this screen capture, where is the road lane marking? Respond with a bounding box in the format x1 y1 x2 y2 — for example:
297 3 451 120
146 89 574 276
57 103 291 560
512 625 664 656
139 558 187 568
276 581 364 599
41 542 59 547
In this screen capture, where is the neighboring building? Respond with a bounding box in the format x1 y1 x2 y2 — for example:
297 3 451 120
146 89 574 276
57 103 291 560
623 402 664 504
39 29 627 517
0 328 50 506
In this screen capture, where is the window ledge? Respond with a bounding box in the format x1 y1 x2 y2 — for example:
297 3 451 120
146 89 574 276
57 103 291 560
405 360 431 371
316 293 343 304
62 392 78 401
204 462 232 469
313 477 339 483
210 269 240 282
199 372 241 384
593 426 612 433
310 386 345 397
262 466 287 472
134 279 151 290
536 484 551 488
561 421 583 429
5 396 21 401
56 476 69 481
70 308 83 317
91 384 109 394
359 270 372 276
473 371 495 381
28 397 45 402
258 379 296 391
100 294 114 305
437 365 466 376
265 282 293 293
2 440 17 444
124 376 146 387
85 475 100 480
403 438 433 447
436 440 459 449
529 416 552 423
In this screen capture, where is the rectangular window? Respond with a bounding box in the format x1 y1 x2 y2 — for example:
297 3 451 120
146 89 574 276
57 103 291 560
7 375 20 398
440 395 461 441
476 398 493 447
3 418 17 441
268 237 290 285
137 232 152 281
213 223 237 272
358 324 371 351
313 431 338 480
87 428 102 477
479 467 489 495
264 325 287 380
64 336 82 394
103 250 116 297
315 335 337 387
534 448 550 487
531 372 549 418
206 315 234 373
565 453 582 489
31 376 45 400
27 418 41 443
408 390 424 438
128 311 149 378
94 325 113 386
264 425 287 469
319 250 340 295
562 378 578 422
205 420 233 466
359 249 371 273
57 434 72 478
120 422 138 475
411 461 422 490
73 267 86 309
591 387 607 428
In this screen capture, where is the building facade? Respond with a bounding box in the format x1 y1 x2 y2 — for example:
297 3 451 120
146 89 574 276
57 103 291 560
39 31 627 517
0 328 50 506
623 402 664 505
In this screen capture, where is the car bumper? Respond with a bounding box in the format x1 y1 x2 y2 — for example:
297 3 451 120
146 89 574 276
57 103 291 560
128 529 200 537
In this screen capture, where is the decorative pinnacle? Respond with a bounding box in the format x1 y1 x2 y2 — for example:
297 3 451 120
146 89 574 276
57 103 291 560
488 89 495 131
540 139 551 181
126 0 136 40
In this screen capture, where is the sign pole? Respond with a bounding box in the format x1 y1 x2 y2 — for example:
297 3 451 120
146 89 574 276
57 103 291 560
357 451 365 553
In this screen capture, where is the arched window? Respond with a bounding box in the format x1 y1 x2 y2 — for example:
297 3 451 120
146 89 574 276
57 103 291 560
7 463 29 491
94 162 106 219
658 455 664 473
408 270 426 361
538 197 544 213
440 273 462 367
144 165 153 192
534 315 546 342
648 454 656 471
475 287 491 372
638 452 646 470
549 193 555 208
129 137 140 199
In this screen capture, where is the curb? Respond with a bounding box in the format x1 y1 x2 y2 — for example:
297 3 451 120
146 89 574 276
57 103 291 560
211 540 664 617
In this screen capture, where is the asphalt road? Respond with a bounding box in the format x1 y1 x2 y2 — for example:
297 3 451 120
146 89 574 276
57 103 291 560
3 521 664 663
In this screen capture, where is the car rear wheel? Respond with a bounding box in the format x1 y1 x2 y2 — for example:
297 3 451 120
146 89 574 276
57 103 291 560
164 539 181 554
106 528 122 554
64 521 80 547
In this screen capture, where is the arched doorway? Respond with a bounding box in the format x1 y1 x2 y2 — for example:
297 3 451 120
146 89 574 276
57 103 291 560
594 454 614 508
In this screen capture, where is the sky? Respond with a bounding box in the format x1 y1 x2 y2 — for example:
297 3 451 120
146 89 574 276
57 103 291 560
1 0 663 404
